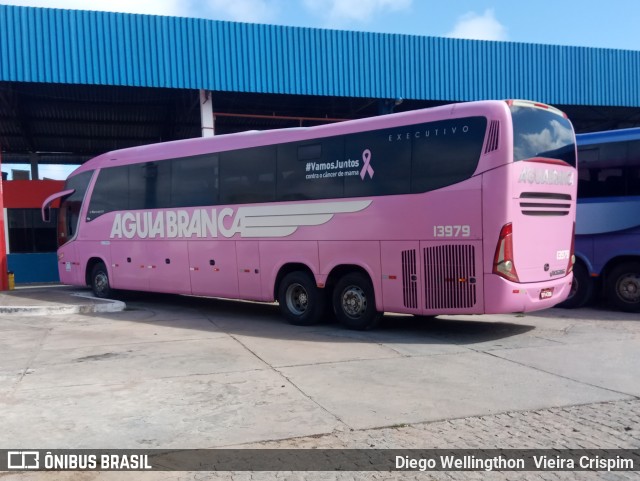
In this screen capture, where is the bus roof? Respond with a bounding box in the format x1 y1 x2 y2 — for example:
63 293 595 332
577 127 640 146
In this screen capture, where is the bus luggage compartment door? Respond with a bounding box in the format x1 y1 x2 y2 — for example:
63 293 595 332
110 241 150 291
421 240 484 315
380 241 422 314
188 240 239 299
147 241 191 295
236 241 262 301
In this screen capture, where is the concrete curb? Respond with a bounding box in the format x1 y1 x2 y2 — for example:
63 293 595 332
0 292 126 316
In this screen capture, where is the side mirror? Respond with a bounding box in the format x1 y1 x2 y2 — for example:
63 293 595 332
42 189 75 223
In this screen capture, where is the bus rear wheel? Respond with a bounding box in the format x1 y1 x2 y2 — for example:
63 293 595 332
558 263 593 309
90 262 113 299
333 272 381 330
606 262 640 312
278 271 325 326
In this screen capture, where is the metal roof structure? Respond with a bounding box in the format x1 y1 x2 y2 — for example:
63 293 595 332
3 4 640 105
1 4 640 165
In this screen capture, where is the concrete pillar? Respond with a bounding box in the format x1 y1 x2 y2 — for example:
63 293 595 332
200 89 215 137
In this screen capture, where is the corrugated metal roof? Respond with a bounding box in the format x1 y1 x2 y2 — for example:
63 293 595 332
0 81 201 161
1 4 639 107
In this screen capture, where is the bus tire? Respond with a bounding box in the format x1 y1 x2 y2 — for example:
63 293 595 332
90 262 113 299
606 262 640 312
333 272 381 330
558 263 593 309
278 271 325 326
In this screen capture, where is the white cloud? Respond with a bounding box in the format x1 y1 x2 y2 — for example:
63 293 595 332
446 8 507 41
2 0 277 23
1 0 189 17
304 0 411 24
205 0 276 23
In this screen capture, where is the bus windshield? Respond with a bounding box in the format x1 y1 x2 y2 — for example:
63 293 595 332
57 171 93 247
510 103 576 166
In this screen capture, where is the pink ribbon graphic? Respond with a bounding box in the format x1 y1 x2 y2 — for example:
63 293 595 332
360 149 374 180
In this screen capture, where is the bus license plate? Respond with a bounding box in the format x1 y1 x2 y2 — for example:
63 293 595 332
539 288 554 300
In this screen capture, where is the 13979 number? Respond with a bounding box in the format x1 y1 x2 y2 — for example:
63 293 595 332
433 225 471 237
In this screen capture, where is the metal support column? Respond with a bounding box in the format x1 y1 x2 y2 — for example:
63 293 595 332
200 89 215 138
30 152 39 180
0 149 8 290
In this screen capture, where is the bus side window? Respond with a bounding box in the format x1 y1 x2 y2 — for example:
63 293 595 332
129 163 150 210
599 142 628 197
127 161 172 210
411 117 487 194
577 147 599 198
599 169 625 197
171 155 218 208
87 167 128 220
277 139 344 201
628 140 640 196
344 128 411 197
220 147 276 205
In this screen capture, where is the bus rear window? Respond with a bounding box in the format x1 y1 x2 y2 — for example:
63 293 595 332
510 105 576 167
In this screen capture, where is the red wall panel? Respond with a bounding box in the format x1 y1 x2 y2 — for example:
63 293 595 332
2 180 65 208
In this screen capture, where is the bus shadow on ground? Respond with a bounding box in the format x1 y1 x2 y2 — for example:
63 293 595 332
111 290 535 346
375 315 535 345
532 305 639 322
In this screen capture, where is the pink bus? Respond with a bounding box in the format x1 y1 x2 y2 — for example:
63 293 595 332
43 100 577 329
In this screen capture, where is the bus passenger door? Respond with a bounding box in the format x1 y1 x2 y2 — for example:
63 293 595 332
236 241 262 301
421 240 484 315
380 241 422 314
110 241 150 291
147 241 191 295
188 240 239 299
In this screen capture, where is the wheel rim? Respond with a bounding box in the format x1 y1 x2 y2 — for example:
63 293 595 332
94 271 109 296
616 272 640 304
285 283 309 316
341 285 367 319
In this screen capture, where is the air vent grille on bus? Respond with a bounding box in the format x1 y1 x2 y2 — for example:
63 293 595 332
484 121 500 153
520 192 572 216
401 249 418 309
424 245 477 309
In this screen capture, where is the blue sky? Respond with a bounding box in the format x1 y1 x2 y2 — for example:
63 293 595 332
2 0 640 51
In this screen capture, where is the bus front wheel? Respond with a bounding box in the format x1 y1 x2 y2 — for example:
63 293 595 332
90 262 113 299
278 271 325 326
606 262 640 312
333 273 381 330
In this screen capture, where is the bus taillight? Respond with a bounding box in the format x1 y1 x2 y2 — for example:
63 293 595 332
567 222 576 274
493 223 520 282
